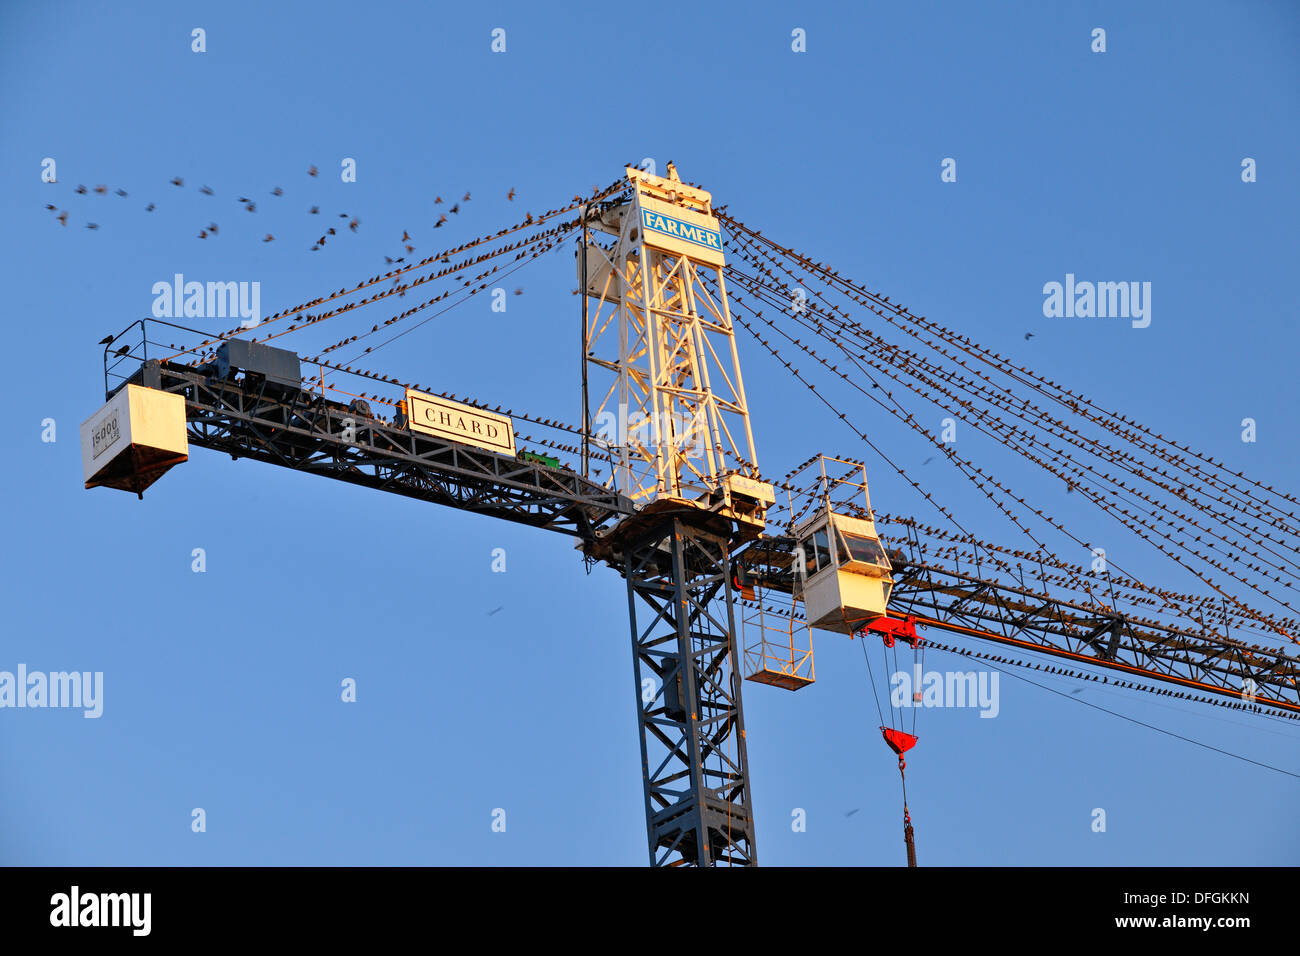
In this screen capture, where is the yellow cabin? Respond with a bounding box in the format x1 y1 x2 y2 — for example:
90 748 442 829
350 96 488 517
794 507 894 634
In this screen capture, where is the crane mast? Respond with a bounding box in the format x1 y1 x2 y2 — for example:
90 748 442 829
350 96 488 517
579 164 775 864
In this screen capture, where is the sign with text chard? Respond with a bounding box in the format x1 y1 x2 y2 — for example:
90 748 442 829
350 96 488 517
404 388 516 456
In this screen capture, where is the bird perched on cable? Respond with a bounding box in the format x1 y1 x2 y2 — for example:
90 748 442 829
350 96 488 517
114 345 129 356
98 335 113 345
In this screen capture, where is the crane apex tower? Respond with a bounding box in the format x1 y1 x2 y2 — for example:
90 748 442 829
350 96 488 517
582 164 770 534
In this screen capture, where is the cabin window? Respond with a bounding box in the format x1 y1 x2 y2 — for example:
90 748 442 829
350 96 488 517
812 528 832 572
839 531 889 569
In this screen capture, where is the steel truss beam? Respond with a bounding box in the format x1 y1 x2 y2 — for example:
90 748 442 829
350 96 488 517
622 518 757 866
124 360 633 538
734 538 1300 714
885 559 1300 714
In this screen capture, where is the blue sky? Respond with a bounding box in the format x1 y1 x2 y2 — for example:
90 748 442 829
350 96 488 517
1 0 1296 865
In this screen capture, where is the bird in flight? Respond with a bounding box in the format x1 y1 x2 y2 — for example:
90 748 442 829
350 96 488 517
171 177 183 187
200 185 214 196
507 188 515 201
308 165 318 177
1024 332 1035 340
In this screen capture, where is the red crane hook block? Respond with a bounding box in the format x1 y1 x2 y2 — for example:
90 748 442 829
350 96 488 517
880 726 918 771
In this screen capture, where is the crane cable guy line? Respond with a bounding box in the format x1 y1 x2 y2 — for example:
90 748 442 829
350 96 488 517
82 164 1299 868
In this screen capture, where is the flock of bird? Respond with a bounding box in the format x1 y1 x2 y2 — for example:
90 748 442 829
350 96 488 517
42 165 521 268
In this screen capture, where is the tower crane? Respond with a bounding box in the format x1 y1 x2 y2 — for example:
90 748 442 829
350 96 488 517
79 165 1300 867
